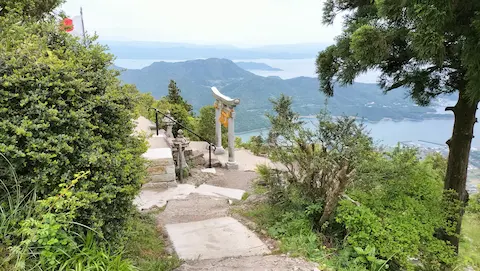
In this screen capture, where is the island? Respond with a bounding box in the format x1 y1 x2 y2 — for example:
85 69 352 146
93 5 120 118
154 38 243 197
235 61 283 71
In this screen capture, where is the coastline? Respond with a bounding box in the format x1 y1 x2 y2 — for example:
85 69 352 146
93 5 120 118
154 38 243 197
236 114 455 135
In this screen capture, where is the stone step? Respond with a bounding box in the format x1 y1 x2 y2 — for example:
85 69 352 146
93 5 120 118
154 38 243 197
134 184 246 210
148 134 170 149
165 216 270 261
142 148 176 189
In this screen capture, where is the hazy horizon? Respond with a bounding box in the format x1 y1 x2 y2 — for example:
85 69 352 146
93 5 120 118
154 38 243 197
60 0 343 47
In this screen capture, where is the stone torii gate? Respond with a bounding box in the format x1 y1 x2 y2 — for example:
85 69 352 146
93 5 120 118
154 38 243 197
211 87 240 170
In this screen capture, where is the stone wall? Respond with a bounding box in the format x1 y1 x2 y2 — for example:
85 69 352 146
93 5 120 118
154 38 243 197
143 148 176 189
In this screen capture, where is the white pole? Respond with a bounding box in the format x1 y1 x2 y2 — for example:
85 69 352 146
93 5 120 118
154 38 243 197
80 7 86 44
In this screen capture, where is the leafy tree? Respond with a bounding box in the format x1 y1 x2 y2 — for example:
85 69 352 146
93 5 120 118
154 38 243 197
195 105 227 147
0 0 63 19
166 80 193 113
316 0 480 250
0 3 147 240
266 102 373 228
266 94 303 144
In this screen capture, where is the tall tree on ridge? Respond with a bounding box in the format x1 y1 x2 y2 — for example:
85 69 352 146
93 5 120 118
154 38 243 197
167 79 193 113
316 0 480 251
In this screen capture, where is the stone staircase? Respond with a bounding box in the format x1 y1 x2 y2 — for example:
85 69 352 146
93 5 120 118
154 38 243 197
132 116 318 270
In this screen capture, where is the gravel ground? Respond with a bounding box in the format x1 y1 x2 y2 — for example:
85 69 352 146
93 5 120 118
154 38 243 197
186 168 258 191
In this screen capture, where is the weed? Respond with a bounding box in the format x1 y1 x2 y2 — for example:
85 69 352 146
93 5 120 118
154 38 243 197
124 212 181 271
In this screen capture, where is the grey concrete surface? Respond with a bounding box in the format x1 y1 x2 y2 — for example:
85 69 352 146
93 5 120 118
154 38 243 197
165 217 270 260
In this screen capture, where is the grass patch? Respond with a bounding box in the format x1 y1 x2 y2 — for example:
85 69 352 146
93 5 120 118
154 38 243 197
241 203 327 262
241 192 250 201
459 214 480 269
253 183 268 195
124 212 181 271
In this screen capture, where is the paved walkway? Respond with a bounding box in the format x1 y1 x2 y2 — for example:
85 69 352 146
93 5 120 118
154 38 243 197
189 141 285 172
134 135 317 270
156 191 318 270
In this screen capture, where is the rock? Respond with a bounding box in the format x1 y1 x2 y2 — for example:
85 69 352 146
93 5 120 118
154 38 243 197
190 150 206 166
201 168 216 174
205 158 222 168
245 194 267 204
165 246 175 255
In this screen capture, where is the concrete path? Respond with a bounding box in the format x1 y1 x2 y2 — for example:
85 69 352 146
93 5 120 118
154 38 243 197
134 146 317 270
156 190 319 270
134 184 246 210
175 255 320 271
166 217 270 260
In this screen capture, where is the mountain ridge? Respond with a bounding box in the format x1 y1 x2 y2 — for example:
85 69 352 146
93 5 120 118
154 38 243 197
104 41 327 60
117 58 453 132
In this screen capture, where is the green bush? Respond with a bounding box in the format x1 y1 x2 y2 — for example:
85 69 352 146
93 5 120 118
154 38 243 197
1 170 136 270
124 212 181 271
467 187 480 219
244 136 267 155
336 149 456 270
0 9 147 240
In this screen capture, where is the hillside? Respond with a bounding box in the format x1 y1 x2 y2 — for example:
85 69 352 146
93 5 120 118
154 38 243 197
117 58 453 132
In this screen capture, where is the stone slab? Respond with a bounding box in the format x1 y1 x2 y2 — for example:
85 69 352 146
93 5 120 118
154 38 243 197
143 148 173 160
142 181 178 190
148 135 170 149
159 195 229 224
165 217 270 260
176 255 320 271
134 184 246 210
226 161 239 170
196 184 245 200
147 173 176 183
201 168 216 174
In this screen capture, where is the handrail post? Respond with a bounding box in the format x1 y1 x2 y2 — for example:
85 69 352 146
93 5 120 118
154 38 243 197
152 108 217 169
208 144 212 168
155 110 159 136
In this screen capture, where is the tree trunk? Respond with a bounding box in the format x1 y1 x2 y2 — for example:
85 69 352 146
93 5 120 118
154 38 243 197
443 91 478 252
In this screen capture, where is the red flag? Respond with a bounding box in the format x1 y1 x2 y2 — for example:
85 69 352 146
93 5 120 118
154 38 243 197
60 16 84 37
60 18 74 32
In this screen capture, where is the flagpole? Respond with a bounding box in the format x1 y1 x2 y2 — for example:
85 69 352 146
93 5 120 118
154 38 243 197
80 7 86 44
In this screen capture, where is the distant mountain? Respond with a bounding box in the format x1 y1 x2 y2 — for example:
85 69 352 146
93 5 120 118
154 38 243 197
101 40 327 60
117 58 453 132
235 62 283 71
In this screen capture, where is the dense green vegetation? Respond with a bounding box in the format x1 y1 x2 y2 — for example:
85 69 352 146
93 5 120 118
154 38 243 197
240 95 480 270
1 1 479 270
316 0 480 251
117 58 452 132
0 1 178 270
124 212 181 271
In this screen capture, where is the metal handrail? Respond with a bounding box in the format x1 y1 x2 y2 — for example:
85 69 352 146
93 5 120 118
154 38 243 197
149 108 216 168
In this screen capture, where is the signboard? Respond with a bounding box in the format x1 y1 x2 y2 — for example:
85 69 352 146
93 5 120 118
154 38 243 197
219 109 229 127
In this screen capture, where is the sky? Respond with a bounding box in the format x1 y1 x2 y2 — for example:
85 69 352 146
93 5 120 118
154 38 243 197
60 0 343 47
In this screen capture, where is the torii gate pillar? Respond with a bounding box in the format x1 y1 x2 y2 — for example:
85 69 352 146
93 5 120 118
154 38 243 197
211 87 240 170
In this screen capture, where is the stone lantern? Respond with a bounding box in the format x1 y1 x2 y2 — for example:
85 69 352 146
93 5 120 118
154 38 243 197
172 129 190 182
162 110 175 138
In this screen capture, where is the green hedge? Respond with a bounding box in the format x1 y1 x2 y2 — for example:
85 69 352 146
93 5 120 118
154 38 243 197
0 10 147 240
